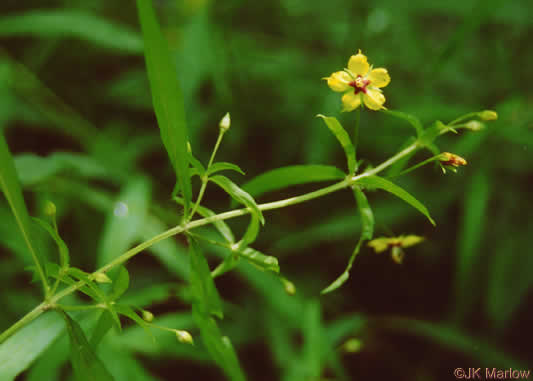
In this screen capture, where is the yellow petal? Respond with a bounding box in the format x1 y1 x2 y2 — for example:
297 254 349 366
363 88 386 110
399 235 424 248
368 68 390 88
341 91 361 112
325 71 351 92
348 51 370 76
368 238 391 253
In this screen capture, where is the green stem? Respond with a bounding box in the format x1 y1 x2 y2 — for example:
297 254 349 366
188 130 226 221
353 107 361 170
0 140 419 343
448 112 478 126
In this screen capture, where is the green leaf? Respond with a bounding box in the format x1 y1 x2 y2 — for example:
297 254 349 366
188 151 206 177
212 253 241 278
137 0 192 214
206 162 245 177
0 134 47 293
241 165 345 200
0 312 65 381
97 177 150 267
174 196 235 244
188 237 223 319
381 110 423 136
89 311 114 350
210 175 264 224
357 175 435 226
0 10 143 54
192 305 246 381
65 268 107 303
33 217 69 268
109 266 130 301
316 115 356 173
302 301 323 379
321 187 374 294
61 311 115 381
238 247 279 273
14 153 108 186
237 213 260 250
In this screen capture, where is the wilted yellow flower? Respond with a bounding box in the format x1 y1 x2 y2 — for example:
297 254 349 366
368 235 424 264
324 50 390 111
439 152 467 167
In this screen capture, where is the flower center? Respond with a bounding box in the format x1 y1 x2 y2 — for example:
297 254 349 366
349 75 370 94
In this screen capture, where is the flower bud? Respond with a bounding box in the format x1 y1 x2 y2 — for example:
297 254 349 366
439 152 467 167
219 112 231 131
464 120 484 131
175 330 194 345
281 278 296 295
187 141 192 154
44 201 56 216
342 338 363 353
478 110 498 121
93 272 112 284
142 310 154 322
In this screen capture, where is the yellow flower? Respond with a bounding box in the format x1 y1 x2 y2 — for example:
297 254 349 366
367 235 424 264
324 50 390 112
439 152 467 167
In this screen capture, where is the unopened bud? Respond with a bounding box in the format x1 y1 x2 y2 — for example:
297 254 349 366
464 120 484 131
391 246 405 264
281 278 296 295
219 112 231 131
142 310 154 322
342 338 363 353
93 272 112 284
187 141 192 154
439 152 467 167
478 110 498 121
44 201 56 216
175 330 194 345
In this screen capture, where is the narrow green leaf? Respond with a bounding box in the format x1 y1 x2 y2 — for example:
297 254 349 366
174 196 235 244
89 311 114 349
0 10 142 54
114 305 152 332
0 312 65 380
33 217 69 268
381 109 423 136
206 162 245 177
109 266 130 301
0 134 48 294
237 213 260 250
61 311 115 381
188 237 223 318
192 305 246 381
241 165 345 200
212 254 241 278
321 187 374 294
137 0 192 213
188 151 206 177
357 175 435 226
238 247 279 273
302 301 323 379
97 177 150 267
210 175 264 224
316 115 356 173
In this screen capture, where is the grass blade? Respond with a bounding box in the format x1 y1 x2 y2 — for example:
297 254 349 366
0 134 48 295
137 0 192 215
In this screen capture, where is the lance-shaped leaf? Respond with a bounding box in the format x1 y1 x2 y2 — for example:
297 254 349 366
0 10 143 54
357 175 435 226
174 196 235 244
381 110 423 137
192 305 246 381
61 312 115 381
210 175 264 224
188 237 223 319
137 0 192 214
322 187 374 294
0 134 48 294
108 266 130 301
206 162 245 177
241 165 345 200
33 217 70 268
316 115 356 174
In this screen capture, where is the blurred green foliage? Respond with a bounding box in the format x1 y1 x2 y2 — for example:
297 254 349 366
0 0 532 380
